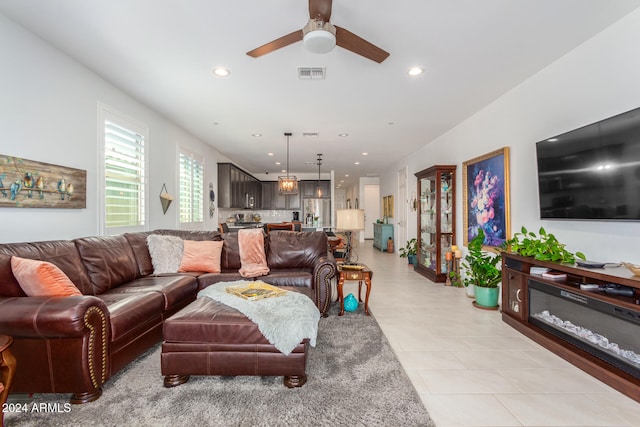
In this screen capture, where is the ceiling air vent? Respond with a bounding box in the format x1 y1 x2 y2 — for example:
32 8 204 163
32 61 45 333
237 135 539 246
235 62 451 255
298 67 326 80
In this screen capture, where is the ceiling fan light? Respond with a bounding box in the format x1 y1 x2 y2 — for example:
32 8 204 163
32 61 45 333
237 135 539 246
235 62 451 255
303 21 336 54
303 30 336 53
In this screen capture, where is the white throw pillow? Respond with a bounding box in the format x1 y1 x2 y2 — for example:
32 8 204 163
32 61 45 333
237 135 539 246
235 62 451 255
147 234 184 274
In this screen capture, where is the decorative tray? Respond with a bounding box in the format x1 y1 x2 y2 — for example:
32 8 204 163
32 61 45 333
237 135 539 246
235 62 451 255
340 264 365 270
226 282 286 301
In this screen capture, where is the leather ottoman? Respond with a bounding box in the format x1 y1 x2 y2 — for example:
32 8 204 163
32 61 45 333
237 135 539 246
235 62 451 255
161 286 313 388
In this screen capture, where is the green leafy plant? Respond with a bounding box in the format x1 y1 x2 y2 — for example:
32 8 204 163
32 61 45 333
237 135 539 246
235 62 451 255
399 238 417 258
461 229 502 288
501 226 586 264
448 270 463 287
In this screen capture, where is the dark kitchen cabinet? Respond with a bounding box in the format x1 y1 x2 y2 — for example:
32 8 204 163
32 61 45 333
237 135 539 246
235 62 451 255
219 164 301 209
301 180 331 198
217 163 261 209
287 189 301 209
261 181 300 209
261 181 280 209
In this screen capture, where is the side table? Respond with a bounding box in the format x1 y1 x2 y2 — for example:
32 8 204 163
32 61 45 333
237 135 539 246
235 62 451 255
0 335 16 427
337 264 373 316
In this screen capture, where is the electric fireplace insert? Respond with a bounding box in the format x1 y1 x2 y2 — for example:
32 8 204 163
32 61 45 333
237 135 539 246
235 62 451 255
528 278 640 380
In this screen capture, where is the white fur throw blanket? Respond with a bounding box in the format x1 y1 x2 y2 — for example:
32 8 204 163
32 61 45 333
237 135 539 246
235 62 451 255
197 281 320 355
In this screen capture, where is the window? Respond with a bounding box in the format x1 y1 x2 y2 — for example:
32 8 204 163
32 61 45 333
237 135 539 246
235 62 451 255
99 105 147 234
179 149 204 227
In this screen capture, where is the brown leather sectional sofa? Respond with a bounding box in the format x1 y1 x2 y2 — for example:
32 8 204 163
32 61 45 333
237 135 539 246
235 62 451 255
0 229 336 403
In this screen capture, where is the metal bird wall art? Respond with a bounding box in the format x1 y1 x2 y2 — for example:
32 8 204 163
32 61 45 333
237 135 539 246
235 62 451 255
10 180 21 201
23 172 34 198
35 176 45 199
0 155 86 208
0 173 7 197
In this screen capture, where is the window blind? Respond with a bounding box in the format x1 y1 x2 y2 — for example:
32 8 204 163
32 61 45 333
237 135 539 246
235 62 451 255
104 120 145 227
179 150 204 225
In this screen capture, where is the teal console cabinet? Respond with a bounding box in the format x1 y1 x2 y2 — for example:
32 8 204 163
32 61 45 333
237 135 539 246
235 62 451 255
373 223 394 252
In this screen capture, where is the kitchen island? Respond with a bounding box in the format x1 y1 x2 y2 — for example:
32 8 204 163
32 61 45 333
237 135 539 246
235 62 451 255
226 222 264 231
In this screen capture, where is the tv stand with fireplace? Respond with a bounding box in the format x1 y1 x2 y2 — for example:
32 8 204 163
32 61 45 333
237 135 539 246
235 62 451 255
501 252 640 403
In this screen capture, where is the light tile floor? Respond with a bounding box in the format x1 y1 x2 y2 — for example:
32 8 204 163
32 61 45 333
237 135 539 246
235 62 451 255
344 240 640 427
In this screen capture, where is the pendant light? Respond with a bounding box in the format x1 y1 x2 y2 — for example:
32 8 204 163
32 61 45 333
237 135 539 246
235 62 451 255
278 132 298 194
316 154 323 197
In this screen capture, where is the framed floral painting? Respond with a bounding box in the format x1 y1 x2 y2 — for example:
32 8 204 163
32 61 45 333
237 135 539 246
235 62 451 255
462 147 510 247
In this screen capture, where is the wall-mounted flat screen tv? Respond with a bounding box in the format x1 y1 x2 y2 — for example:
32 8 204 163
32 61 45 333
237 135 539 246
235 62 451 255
535 106 640 220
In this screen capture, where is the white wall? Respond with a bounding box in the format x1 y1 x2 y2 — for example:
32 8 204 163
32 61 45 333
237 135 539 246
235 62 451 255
0 14 226 243
385 8 640 263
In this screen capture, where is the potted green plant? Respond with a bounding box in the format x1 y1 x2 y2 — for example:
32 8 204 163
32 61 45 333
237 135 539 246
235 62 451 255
461 229 502 308
448 270 463 288
399 238 417 266
501 226 586 264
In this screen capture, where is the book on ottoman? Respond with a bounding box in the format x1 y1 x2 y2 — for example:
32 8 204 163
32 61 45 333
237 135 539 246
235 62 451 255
225 281 287 300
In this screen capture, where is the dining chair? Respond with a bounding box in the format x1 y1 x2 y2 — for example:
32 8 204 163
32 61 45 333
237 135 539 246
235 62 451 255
266 222 295 233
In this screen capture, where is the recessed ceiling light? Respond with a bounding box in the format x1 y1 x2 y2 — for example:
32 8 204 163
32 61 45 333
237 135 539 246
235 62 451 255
354 162 360 165
408 66 424 76
213 67 230 77
362 152 368 156
338 133 348 137
267 152 274 156
252 133 262 137
275 162 281 165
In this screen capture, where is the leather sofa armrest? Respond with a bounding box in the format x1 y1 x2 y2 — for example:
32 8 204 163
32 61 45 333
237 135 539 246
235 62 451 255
312 254 337 317
0 296 110 338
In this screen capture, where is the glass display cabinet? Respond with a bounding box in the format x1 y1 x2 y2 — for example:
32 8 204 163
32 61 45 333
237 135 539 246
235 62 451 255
415 165 456 282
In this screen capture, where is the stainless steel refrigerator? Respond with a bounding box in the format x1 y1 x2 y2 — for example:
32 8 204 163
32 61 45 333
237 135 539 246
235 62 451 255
302 198 331 228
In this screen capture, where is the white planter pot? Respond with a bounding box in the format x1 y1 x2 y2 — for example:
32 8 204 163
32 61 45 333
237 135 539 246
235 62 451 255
465 285 475 298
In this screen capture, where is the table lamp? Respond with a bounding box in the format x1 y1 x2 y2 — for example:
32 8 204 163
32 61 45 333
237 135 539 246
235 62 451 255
336 209 365 264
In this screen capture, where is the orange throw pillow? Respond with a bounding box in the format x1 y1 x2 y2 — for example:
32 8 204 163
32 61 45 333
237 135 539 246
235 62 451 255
179 240 223 273
11 256 82 297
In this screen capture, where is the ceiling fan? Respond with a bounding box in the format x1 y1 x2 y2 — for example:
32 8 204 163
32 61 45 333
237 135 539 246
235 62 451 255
246 0 389 63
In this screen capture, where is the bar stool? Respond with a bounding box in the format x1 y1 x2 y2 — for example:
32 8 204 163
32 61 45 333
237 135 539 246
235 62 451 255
266 223 295 233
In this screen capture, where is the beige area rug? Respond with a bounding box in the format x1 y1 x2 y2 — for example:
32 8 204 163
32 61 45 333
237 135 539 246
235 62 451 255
5 304 434 426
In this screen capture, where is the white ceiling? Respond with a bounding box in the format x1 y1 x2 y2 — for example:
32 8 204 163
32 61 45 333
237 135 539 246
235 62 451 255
2 0 639 188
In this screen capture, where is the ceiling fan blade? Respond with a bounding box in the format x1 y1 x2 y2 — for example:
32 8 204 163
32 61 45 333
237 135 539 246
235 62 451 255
309 0 332 21
335 26 389 63
246 30 304 58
